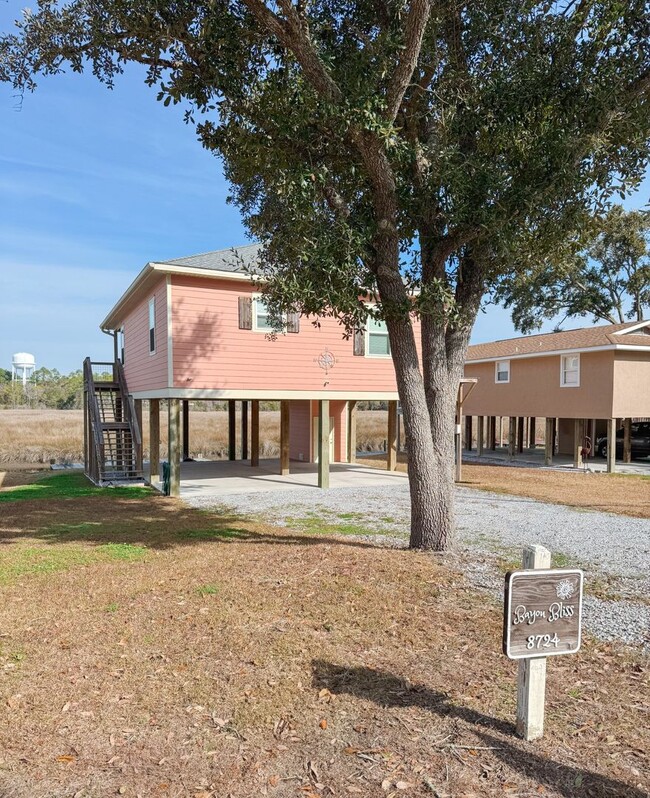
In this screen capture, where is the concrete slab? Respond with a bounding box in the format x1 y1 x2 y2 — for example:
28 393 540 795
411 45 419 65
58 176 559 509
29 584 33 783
178 458 409 499
462 446 650 475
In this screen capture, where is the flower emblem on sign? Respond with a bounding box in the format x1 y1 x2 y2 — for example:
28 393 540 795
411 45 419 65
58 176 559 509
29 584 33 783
315 350 336 376
555 578 577 600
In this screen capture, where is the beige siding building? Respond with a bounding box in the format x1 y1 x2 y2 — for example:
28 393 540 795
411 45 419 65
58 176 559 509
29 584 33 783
462 320 650 469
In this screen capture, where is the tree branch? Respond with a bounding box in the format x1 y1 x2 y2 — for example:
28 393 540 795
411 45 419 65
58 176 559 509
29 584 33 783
240 0 342 103
386 0 432 122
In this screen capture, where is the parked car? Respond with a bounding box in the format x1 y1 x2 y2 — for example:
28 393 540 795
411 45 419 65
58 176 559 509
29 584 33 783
597 422 650 459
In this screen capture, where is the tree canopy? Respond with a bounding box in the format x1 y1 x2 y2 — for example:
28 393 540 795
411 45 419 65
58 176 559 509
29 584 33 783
496 204 650 333
2 0 649 548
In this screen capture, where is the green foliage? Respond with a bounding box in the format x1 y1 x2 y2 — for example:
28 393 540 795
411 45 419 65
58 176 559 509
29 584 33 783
0 472 152 503
496 205 650 332
0 367 84 409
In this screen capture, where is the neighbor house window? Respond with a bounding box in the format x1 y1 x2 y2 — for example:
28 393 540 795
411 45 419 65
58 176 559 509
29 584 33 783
495 360 510 383
561 353 580 387
148 297 156 354
367 316 391 356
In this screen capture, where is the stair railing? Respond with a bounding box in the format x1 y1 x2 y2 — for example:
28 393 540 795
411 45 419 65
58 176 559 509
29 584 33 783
115 360 142 473
83 357 106 484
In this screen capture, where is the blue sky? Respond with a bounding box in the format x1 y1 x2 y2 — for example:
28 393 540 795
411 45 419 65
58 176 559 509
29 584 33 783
0 7 648 373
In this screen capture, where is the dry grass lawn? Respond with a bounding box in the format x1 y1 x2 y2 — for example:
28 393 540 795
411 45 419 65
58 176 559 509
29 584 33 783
0 409 389 463
358 455 650 519
0 472 647 798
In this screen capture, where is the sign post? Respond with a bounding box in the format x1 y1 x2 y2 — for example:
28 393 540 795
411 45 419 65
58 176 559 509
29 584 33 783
503 545 583 741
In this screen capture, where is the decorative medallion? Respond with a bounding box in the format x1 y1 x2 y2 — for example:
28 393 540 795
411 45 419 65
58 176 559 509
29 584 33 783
315 350 336 376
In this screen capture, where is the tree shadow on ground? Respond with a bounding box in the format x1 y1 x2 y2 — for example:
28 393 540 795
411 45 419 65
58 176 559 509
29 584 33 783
0 496 393 552
311 661 646 798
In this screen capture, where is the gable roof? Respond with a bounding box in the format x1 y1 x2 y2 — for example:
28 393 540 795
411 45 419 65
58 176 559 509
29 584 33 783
466 320 650 362
101 244 261 330
160 243 262 274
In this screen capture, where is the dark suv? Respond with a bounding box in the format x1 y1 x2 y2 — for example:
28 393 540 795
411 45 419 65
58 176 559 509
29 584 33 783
597 422 650 459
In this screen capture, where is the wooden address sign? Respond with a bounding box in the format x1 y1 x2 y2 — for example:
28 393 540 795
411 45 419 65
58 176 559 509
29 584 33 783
503 568 583 660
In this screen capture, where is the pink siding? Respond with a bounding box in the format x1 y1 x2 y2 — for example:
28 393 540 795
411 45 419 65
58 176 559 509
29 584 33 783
171 275 413 393
289 401 312 461
122 278 169 392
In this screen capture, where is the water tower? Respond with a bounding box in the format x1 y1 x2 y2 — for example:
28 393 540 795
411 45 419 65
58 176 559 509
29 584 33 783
12 353 36 386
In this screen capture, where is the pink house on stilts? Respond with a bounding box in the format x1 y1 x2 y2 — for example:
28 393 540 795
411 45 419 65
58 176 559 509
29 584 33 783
83 244 419 494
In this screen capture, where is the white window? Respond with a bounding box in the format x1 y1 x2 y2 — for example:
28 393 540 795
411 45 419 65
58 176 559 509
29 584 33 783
252 295 286 332
148 297 156 354
367 316 391 357
561 353 580 387
495 360 510 383
117 327 125 364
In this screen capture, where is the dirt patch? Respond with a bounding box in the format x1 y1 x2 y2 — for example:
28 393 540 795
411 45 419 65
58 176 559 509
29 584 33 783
0 482 647 797
357 455 650 519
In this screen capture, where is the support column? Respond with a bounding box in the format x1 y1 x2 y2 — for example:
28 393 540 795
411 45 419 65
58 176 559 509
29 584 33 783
508 417 517 458
149 399 160 484
168 398 181 497
228 400 236 460
387 400 398 471
544 417 554 466
606 418 616 473
623 418 632 464
182 400 190 461
465 416 473 452
241 401 249 461
529 417 536 449
574 418 585 468
318 399 330 489
517 416 525 454
347 401 357 464
477 416 484 457
250 400 260 467
134 399 144 474
489 416 497 450
455 396 463 483
83 388 89 474
280 400 290 476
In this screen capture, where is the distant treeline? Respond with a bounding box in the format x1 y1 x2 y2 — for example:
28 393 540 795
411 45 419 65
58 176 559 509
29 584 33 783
0 368 388 411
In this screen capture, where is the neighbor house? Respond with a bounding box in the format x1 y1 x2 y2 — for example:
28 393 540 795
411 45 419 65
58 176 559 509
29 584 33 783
462 321 650 468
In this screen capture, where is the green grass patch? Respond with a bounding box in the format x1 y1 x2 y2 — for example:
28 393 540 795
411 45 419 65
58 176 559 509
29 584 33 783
196 583 220 596
177 527 247 541
284 515 397 538
0 473 151 503
0 542 148 584
105 602 119 613
97 543 147 561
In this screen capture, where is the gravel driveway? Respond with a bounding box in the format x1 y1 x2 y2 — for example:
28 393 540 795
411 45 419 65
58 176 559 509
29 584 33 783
186 483 650 651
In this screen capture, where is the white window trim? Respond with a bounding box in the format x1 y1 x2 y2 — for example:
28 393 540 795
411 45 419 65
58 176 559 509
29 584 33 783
148 297 156 355
495 359 510 384
251 293 287 333
365 307 391 358
560 353 580 387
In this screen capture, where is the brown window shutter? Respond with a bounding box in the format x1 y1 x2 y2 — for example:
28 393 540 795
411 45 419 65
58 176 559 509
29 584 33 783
287 311 300 333
353 328 365 356
238 296 252 330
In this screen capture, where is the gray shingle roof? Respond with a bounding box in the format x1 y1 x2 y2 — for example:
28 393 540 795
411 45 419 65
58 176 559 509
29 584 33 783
161 243 262 273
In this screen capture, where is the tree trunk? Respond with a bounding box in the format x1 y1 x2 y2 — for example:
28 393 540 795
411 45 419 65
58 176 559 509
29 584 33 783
375 266 448 551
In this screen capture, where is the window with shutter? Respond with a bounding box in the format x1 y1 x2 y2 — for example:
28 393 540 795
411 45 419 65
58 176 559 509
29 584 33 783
353 329 365 356
238 296 252 330
287 311 300 333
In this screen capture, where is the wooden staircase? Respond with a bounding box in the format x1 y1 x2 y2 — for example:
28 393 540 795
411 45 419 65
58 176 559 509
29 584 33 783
83 358 144 485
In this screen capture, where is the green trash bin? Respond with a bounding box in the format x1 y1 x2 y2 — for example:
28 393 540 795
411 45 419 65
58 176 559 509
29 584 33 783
162 461 170 496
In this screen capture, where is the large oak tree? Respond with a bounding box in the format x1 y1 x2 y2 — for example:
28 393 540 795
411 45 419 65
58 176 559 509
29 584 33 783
2 0 649 549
